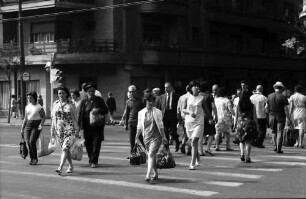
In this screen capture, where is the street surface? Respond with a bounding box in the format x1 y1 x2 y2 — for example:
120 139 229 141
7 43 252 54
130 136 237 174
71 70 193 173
0 125 305 199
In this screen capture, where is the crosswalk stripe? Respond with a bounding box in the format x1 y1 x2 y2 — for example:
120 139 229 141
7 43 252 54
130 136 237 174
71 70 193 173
1 170 218 197
262 155 306 160
205 181 243 187
264 161 306 166
241 168 283 172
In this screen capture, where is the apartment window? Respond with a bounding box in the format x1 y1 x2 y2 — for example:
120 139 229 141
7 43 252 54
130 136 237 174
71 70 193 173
230 35 242 52
31 22 55 43
210 32 219 49
283 3 295 24
192 27 201 48
143 24 163 46
231 0 241 12
85 21 96 31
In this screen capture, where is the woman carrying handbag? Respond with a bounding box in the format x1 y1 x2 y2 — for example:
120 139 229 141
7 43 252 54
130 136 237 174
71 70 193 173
135 91 167 183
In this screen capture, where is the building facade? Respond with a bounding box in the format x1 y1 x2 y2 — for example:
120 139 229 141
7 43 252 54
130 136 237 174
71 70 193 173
0 0 305 117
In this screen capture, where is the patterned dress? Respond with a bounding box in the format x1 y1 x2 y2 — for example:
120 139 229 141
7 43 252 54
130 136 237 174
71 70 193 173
214 97 234 133
51 100 78 149
236 108 257 142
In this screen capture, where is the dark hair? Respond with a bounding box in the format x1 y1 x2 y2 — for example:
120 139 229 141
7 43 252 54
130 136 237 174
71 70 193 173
57 86 70 97
143 91 156 103
218 87 227 97
200 81 211 92
188 80 200 94
70 89 80 97
81 83 87 90
241 80 248 85
84 83 96 92
238 91 253 113
27 91 38 103
295 84 303 93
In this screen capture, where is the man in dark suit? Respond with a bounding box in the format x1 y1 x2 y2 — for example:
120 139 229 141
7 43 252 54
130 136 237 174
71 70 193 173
157 82 180 152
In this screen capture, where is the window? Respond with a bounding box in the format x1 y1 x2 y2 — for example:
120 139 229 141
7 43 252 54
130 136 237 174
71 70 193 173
283 3 295 24
210 32 219 49
192 27 201 48
143 24 163 46
31 22 55 43
0 81 10 110
230 35 242 52
231 0 241 12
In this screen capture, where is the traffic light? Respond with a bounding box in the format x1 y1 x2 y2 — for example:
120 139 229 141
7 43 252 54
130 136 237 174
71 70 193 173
50 68 62 83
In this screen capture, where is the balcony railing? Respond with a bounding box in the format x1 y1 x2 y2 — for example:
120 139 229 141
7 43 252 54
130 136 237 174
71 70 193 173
1 0 94 5
0 39 118 55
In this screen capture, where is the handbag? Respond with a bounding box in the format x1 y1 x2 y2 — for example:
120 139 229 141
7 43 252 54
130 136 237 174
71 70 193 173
90 108 105 127
19 141 28 159
129 146 141 165
156 145 176 169
137 144 146 164
37 131 54 157
71 138 84 161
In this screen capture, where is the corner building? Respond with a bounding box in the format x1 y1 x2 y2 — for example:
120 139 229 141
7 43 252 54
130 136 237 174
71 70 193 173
0 0 305 117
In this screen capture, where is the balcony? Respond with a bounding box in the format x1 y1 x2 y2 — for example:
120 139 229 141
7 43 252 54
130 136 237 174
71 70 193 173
0 0 94 13
140 0 188 16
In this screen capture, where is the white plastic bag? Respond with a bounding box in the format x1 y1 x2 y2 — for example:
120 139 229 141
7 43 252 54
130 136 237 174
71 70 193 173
48 137 57 153
37 132 54 157
71 138 85 161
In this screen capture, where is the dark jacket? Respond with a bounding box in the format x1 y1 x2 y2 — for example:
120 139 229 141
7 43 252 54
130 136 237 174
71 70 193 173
78 96 108 129
106 97 116 112
156 92 180 123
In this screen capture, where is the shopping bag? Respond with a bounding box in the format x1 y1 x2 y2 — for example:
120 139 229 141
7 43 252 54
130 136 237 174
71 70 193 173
71 138 84 161
19 141 28 159
48 137 57 153
156 145 176 169
283 128 296 147
137 144 146 164
129 145 141 165
37 132 54 157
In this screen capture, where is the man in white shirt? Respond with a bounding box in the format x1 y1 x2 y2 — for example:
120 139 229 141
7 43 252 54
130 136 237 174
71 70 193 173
250 85 267 148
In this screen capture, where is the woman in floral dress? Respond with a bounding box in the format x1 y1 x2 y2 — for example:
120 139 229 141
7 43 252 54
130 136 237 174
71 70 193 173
51 87 79 174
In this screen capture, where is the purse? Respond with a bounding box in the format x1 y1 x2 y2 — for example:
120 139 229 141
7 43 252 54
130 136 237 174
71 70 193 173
19 141 28 159
129 146 141 165
137 144 146 164
156 145 176 169
90 108 105 127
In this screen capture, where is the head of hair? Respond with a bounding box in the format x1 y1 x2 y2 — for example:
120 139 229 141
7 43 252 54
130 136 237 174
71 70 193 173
70 89 80 97
84 83 96 92
185 85 190 92
200 81 211 92
238 91 253 113
218 87 227 97
128 85 136 91
57 86 70 97
295 84 303 93
143 92 156 103
108 92 113 97
81 83 87 90
188 80 200 94
27 91 38 103
240 80 248 85
282 89 292 98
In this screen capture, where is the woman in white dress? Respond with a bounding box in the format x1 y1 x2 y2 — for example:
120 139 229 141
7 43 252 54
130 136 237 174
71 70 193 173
289 85 306 148
183 80 207 170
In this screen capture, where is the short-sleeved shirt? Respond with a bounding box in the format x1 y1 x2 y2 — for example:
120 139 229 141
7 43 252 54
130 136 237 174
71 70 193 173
250 92 267 119
25 103 43 120
267 92 288 119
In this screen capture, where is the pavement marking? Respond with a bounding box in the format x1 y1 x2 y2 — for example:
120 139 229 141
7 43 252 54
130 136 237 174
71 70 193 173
261 155 306 161
263 161 306 166
241 168 283 172
1 170 218 197
205 181 243 187
0 144 19 148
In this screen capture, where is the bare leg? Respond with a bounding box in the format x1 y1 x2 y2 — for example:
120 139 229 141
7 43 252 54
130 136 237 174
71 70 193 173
245 141 252 158
215 133 221 149
59 149 68 170
225 132 231 149
299 129 305 147
239 142 245 156
191 137 199 166
66 150 73 168
146 152 155 179
198 133 204 154
206 135 213 152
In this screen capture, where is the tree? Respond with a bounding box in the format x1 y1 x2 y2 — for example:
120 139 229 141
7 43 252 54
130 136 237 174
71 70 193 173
0 41 20 123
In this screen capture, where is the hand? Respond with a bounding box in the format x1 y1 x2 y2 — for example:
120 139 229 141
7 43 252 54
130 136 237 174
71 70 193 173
162 138 168 145
191 112 196 118
37 125 43 131
51 131 56 138
119 120 125 126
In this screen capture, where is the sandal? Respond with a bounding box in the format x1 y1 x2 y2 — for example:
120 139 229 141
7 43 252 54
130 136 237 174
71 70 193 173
55 167 62 174
66 166 74 173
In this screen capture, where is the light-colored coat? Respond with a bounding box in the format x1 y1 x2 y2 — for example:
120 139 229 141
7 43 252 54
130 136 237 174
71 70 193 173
137 107 164 138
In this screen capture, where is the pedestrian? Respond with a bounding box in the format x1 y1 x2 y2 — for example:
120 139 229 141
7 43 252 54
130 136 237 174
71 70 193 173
51 87 79 173
266 81 291 153
289 84 306 148
155 82 180 152
250 85 268 148
78 83 108 168
70 89 82 121
212 84 219 99
79 82 87 101
200 81 217 156
235 90 258 163
214 87 235 151
135 91 167 183
152 88 161 97
11 95 17 118
17 96 21 119
177 85 191 155
37 95 43 107
21 91 46 165
182 80 209 170
106 91 117 125
120 85 145 153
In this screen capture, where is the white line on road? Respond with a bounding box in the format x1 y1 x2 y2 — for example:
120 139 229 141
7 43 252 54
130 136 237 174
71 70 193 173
264 161 306 166
260 155 306 160
1 170 218 197
241 168 283 172
205 181 243 187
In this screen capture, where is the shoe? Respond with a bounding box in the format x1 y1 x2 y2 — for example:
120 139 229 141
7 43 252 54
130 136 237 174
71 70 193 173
233 140 239 145
175 143 180 152
145 177 150 183
188 165 196 170
273 147 277 151
91 163 97 168
240 155 245 162
180 145 186 154
66 166 74 173
203 142 207 145
195 161 200 167
55 167 62 174
199 152 206 156
29 159 33 165
213 145 217 148
226 148 234 151
205 150 214 156
245 157 251 163
151 174 158 180
32 159 38 165
276 151 283 154
294 143 298 148
299 146 304 148
257 145 265 148
215 148 221 151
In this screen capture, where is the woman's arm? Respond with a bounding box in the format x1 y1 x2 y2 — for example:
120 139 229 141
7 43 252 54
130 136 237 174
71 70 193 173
38 108 46 131
228 101 235 116
20 116 27 140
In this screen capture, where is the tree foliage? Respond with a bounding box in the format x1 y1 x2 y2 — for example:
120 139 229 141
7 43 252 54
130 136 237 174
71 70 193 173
0 41 20 77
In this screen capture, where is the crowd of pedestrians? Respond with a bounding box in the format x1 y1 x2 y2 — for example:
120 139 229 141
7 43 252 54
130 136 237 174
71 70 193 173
19 79 306 184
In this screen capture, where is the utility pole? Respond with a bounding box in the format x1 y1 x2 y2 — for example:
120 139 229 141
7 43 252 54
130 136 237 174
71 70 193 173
18 0 25 119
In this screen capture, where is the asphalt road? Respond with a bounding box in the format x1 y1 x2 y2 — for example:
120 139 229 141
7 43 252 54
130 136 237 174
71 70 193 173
0 125 305 199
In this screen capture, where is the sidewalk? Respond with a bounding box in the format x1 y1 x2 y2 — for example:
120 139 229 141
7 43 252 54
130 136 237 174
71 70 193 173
0 117 51 126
